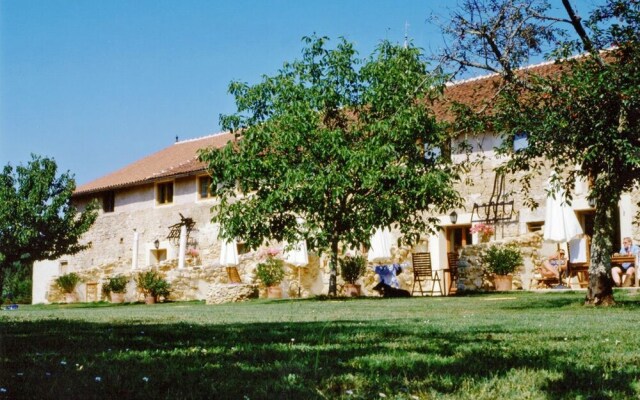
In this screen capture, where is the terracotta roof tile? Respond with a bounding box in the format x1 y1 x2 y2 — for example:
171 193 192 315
433 60 568 122
75 59 580 197
74 132 236 195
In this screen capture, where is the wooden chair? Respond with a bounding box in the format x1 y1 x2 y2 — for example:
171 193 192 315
530 266 561 289
411 252 443 296
443 252 459 295
567 235 591 288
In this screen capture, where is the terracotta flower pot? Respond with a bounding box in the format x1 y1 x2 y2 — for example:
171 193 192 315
267 286 282 299
144 295 156 304
110 292 125 303
64 293 77 303
493 275 513 291
343 283 361 297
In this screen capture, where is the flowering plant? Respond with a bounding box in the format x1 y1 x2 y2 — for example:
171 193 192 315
257 247 281 260
255 247 285 287
186 247 199 257
470 223 495 236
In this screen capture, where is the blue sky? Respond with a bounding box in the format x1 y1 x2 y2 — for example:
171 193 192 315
1 0 600 185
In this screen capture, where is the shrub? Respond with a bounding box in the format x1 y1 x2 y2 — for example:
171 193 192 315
255 257 285 287
55 272 81 294
339 255 367 284
103 275 128 294
135 270 170 301
482 245 523 275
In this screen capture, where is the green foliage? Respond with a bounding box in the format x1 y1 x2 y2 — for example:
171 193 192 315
2 262 32 304
135 270 170 300
339 255 367 284
482 245 523 275
3 292 640 399
103 275 128 294
0 155 98 299
255 257 285 287
440 0 640 303
54 272 81 294
200 36 461 295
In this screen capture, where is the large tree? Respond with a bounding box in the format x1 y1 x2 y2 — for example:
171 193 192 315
0 155 98 301
439 0 639 304
200 36 462 295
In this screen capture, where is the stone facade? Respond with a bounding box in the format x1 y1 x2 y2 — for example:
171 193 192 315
33 134 640 303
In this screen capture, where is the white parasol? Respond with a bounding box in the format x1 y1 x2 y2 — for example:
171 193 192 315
219 239 239 266
284 240 309 297
284 240 309 267
368 227 392 263
543 175 583 243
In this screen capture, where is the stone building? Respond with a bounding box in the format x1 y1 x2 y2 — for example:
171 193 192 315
32 60 640 303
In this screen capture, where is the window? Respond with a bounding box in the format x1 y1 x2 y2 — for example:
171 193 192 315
59 261 69 275
527 221 544 232
236 241 250 255
102 191 115 213
198 176 213 199
151 249 167 265
156 181 174 205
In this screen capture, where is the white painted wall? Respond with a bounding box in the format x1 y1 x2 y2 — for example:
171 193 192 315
32 260 59 304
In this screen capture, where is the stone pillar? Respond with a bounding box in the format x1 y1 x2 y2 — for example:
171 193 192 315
178 225 187 269
132 230 139 270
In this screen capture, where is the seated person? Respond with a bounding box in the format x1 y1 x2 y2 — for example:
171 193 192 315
540 250 567 279
612 237 639 287
374 263 403 288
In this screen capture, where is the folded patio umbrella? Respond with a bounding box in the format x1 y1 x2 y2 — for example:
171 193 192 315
285 240 309 297
543 175 583 243
368 227 392 263
219 239 239 266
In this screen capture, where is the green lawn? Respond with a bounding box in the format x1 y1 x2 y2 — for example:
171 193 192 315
2 290 640 399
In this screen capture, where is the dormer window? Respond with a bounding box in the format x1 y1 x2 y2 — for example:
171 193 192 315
198 176 214 199
156 181 174 205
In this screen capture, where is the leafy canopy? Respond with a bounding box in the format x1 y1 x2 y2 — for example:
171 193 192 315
200 36 461 259
0 155 98 299
439 0 640 304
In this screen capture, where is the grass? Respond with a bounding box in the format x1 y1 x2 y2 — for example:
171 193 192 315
2 290 640 399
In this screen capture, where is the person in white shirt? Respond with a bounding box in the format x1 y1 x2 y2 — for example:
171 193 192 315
612 237 639 287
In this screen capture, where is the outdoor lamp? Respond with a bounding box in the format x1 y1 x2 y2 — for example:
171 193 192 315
449 211 458 225
154 239 160 249
588 197 596 208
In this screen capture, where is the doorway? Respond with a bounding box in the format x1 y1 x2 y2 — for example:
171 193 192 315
445 225 472 253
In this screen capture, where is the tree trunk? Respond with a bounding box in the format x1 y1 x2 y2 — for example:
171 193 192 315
585 188 617 306
0 265 5 304
328 239 339 296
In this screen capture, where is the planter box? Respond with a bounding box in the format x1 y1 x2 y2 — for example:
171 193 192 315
110 292 125 303
343 283 361 297
267 286 282 299
493 275 513 291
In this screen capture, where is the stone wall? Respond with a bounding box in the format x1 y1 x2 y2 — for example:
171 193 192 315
457 232 544 291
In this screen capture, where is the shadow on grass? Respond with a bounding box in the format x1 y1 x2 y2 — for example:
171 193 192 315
1 312 637 400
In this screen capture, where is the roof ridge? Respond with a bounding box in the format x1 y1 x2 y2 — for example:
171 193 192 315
446 47 614 88
446 58 557 87
174 131 228 145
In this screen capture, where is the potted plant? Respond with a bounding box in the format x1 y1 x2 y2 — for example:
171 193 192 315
470 223 495 243
135 270 171 304
340 255 367 296
55 272 81 303
255 252 285 299
103 275 128 303
482 245 523 291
